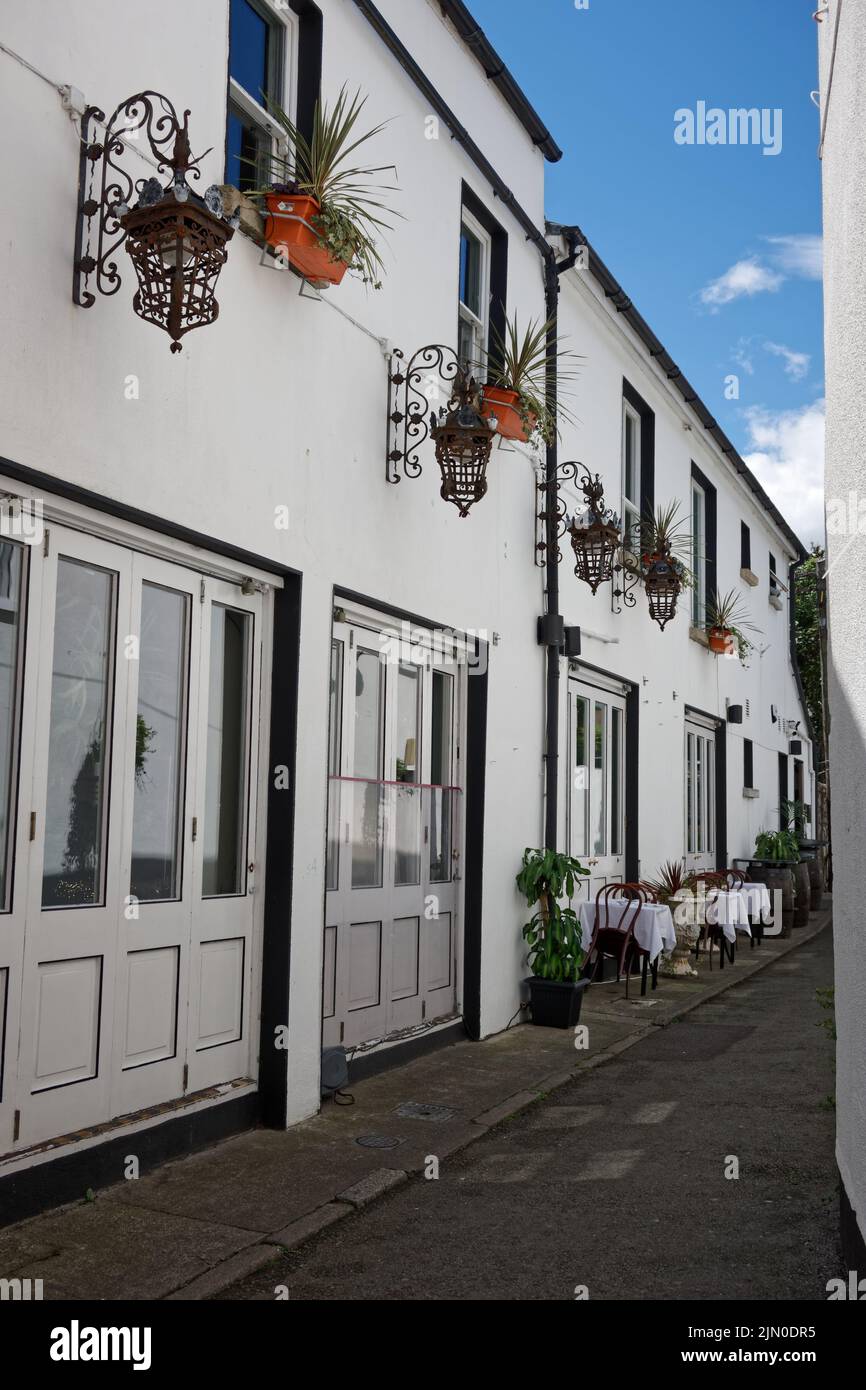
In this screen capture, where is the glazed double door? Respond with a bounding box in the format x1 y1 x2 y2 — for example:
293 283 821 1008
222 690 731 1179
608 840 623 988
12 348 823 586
567 675 628 902
0 525 262 1151
323 620 463 1049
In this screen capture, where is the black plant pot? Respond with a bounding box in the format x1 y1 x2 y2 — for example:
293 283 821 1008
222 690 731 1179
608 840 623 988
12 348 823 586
526 976 590 1029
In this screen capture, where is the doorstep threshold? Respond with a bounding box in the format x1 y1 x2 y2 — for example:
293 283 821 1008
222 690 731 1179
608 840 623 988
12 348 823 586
0 1078 256 1177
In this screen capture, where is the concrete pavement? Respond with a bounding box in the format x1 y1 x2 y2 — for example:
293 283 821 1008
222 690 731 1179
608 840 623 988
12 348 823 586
0 905 833 1300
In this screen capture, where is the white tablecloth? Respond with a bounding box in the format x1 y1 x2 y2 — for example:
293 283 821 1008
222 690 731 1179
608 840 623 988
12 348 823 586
704 889 752 943
740 882 773 922
578 899 677 964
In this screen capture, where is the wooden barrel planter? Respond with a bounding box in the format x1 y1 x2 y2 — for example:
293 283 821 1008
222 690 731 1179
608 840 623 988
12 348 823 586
749 861 794 937
793 861 811 928
806 856 824 911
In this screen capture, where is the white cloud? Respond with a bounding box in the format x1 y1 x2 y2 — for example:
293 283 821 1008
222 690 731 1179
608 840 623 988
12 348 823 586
763 341 811 381
732 337 756 375
700 258 784 309
764 234 823 281
741 399 825 546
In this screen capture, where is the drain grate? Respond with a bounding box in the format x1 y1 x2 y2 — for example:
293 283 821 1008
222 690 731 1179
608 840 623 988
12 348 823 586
354 1134 405 1149
394 1101 457 1123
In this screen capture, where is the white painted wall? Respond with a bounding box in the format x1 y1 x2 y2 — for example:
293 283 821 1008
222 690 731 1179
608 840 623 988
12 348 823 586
0 0 812 1142
819 0 866 1254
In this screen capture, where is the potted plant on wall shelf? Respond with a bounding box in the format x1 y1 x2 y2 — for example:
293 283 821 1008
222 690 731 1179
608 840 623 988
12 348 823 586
480 315 578 444
705 589 760 664
251 85 399 289
517 847 591 1027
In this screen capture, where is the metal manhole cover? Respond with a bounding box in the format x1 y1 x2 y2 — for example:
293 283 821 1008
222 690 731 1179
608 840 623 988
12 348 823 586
394 1101 457 1123
354 1134 405 1149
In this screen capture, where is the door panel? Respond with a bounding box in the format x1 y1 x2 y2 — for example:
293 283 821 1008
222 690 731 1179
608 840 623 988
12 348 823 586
568 677 627 902
685 719 717 873
1 524 268 1153
324 618 463 1050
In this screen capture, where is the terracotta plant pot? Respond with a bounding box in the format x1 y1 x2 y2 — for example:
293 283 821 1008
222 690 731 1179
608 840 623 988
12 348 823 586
263 193 349 288
708 626 732 654
481 384 532 442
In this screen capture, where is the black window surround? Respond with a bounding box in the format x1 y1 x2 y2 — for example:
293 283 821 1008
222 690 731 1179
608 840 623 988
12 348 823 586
744 737 754 790
461 183 508 367
740 521 751 572
224 0 323 185
622 379 655 524
778 751 789 829
691 461 717 627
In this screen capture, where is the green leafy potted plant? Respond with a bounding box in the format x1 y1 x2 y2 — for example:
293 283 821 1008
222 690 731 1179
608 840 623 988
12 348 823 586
648 859 699 977
750 829 799 937
250 85 399 289
705 589 760 664
517 847 590 1027
480 314 578 445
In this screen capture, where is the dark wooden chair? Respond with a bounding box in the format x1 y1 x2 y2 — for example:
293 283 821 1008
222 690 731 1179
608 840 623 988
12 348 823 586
688 872 732 970
582 883 656 998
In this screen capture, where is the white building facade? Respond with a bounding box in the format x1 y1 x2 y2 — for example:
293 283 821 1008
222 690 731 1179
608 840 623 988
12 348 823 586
818 0 866 1272
0 0 812 1220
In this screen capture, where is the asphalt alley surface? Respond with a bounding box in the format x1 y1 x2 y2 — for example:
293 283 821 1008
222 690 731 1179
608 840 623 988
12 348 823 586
222 926 838 1301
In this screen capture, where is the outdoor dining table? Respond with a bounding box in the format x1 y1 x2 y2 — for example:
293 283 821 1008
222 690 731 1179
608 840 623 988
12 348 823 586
704 889 753 944
578 898 677 964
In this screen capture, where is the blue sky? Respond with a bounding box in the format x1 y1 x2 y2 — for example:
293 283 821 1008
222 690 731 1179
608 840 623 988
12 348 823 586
467 0 825 544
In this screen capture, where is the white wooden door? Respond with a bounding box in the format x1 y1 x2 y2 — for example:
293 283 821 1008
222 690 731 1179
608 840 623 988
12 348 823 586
567 675 627 903
684 716 717 874
1 524 265 1152
323 618 463 1050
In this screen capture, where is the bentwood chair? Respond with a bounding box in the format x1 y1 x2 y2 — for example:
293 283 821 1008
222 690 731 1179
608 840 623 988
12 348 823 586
688 872 732 970
582 883 655 998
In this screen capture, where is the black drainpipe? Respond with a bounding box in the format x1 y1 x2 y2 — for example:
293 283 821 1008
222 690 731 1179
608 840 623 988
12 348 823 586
542 237 582 850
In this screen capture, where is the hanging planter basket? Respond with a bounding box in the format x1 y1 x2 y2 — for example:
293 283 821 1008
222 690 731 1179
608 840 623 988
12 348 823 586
481 385 534 442
569 517 621 594
643 552 682 630
262 192 349 287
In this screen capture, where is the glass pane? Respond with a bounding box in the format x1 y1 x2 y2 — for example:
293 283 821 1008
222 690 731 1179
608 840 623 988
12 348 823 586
573 695 589 857
592 703 607 856
395 665 420 886
692 487 705 626
611 706 622 857
226 103 269 191
696 736 704 853
624 411 638 504
326 640 343 892
430 671 453 883
230 0 270 98
459 225 482 316
686 732 694 853
0 542 25 911
42 558 115 908
352 648 384 888
458 316 477 374
130 584 189 903
203 606 251 897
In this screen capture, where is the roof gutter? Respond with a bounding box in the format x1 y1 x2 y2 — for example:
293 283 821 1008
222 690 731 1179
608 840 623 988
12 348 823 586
550 222 808 562
435 0 563 161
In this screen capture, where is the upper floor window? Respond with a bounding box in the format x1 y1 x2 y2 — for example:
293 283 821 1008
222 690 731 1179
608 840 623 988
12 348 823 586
740 521 751 572
769 552 781 598
226 0 295 191
691 479 707 626
621 400 642 541
458 212 491 375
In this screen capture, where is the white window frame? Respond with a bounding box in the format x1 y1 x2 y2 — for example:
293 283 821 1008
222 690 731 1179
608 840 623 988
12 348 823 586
691 479 706 627
621 399 642 546
458 209 491 376
227 0 298 179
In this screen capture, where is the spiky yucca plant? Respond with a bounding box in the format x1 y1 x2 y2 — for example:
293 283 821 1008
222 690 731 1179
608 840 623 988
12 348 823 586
706 589 760 665
253 85 400 287
485 314 580 444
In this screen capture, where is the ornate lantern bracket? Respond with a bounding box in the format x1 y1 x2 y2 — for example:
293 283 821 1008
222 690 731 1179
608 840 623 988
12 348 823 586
611 518 644 614
386 344 463 484
535 459 580 567
73 91 238 350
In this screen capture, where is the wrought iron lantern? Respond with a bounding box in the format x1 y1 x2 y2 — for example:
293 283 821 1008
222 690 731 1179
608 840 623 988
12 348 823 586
430 371 497 517
566 465 621 593
644 553 682 630
74 92 238 352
